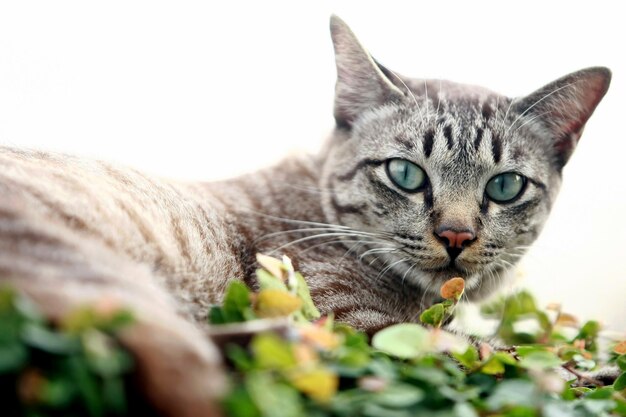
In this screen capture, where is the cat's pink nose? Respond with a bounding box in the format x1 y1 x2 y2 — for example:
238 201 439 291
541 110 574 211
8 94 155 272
436 229 475 249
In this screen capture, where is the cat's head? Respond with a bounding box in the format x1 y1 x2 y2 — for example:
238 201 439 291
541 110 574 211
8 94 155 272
320 16 611 301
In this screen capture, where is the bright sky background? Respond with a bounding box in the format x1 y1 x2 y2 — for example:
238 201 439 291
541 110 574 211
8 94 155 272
1 1 624 331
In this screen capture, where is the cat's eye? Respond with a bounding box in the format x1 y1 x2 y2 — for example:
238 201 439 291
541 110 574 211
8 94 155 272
386 159 427 192
485 173 526 203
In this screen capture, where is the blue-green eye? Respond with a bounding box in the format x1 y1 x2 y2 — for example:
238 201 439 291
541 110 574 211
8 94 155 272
386 159 427 192
485 173 526 203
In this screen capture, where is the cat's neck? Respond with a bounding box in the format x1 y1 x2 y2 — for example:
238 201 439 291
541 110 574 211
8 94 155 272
199 155 329 276
211 155 326 226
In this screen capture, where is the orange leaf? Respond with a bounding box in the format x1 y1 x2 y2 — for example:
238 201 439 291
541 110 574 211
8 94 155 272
614 340 626 355
440 277 465 300
294 343 319 365
298 324 341 350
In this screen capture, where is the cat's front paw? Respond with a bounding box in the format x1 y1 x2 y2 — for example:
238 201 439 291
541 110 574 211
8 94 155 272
116 306 227 417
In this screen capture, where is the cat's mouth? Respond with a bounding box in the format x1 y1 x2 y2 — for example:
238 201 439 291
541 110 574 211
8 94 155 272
422 264 466 277
421 258 482 280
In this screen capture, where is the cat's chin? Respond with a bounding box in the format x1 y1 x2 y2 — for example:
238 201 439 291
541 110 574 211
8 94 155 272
413 262 492 297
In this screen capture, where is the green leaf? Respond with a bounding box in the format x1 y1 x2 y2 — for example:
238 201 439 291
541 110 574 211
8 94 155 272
518 350 562 370
0 342 28 372
480 356 506 375
575 320 601 350
67 356 103 417
454 402 480 417
373 383 424 408
371 324 431 359
222 386 262 417
485 380 536 409
402 366 450 386
102 376 127 414
38 376 75 407
251 333 295 370
222 280 253 323
208 305 226 324
256 269 288 291
580 399 617 414
21 323 79 354
585 386 614 399
245 372 303 417
614 371 626 391
294 272 320 320
419 303 445 327
454 346 480 369
617 354 626 371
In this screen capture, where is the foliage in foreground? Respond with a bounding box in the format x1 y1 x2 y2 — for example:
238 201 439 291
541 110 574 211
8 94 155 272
1 253 626 417
0 288 139 416
213 254 626 417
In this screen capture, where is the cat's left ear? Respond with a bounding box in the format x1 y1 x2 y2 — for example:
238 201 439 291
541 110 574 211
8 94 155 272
513 67 611 168
330 15 405 128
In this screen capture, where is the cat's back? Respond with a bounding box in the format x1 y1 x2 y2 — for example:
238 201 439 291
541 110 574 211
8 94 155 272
0 146 244 317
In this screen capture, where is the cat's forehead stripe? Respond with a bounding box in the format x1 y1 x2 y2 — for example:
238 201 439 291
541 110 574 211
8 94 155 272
490 132 502 164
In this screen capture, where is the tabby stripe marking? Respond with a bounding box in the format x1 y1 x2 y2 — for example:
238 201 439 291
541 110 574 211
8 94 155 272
443 125 454 150
394 135 414 150
491 132 502 163
423 130 435 158
474 127 484 150
336 159 385 182
330 193 366 215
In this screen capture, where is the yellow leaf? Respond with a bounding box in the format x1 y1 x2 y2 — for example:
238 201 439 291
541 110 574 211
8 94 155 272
440 277 465 300
298 324 341 350
256 253 286 280
614 340 626 355
255 289 302 318
289 367 338 403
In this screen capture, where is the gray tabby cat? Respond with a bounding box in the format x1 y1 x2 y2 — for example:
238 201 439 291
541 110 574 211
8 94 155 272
0 16 610 416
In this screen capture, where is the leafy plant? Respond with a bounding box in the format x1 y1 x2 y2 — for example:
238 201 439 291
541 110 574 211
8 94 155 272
3 254 626 417
216 255 626 417
0 287 140 417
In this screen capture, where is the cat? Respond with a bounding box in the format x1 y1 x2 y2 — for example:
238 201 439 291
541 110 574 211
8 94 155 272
0 15 611 416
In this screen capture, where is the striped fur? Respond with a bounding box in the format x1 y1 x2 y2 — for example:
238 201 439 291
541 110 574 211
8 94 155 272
0 16 611 414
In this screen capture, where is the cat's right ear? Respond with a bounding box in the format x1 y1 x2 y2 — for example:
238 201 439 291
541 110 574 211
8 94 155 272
513 67 611 168
330 16 405 128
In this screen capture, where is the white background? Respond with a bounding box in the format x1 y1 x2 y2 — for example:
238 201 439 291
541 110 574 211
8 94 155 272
1 1 624 330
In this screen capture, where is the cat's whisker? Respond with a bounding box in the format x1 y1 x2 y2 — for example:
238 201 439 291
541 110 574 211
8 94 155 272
423 79 430 122
494 95 500 125
296 238 366 255
502 97 515 126
337 239 374 271
359 246 399 263
400 262 417 288
385 68 424 123
435 79 443 116
275 182 372 199
236 210 354 231
505 82 576 136
255 227 380 244
374 257 409 283
268 232 387 255
512 111 552 134
419 280 435 311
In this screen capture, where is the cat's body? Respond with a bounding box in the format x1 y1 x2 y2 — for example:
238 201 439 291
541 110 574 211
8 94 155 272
0 16 611 417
